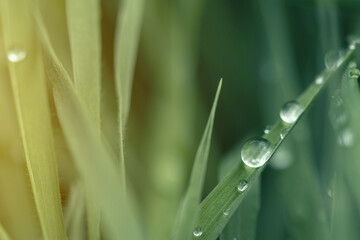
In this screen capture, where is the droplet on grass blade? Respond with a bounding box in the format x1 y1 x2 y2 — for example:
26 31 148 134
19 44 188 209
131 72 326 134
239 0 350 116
280 127 291 139
241 137 273 168
325 50 346 70
223 208 230 216
264 125 271 134
315 75 324 85
237 180 248 192
7 47 26 63
193 228 203 237
280 101 303 124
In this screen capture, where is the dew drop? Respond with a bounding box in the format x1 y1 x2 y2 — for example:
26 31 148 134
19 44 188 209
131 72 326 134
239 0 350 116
223 208 230 216
237 180 248 192
241 137 274 168
280 127 291 139
280 101 303 124
264 125 271 134
349 69 360 79
7 47 26 63
193 227 203 237
325 50 345 70
315 76 324 85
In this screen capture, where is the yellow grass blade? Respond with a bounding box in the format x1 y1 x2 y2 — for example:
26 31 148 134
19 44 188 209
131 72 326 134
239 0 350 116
0 0 66 239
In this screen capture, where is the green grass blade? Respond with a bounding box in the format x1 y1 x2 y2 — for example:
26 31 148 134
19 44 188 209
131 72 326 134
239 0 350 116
33 7 143 240
65 1 102 238
114 0 145 190
0 223 11 240
218 144 260 240
194 42 360 240
66 0 101 129
0 1 66 239
171 80 222 240
64 182 86 240
115 0 144 126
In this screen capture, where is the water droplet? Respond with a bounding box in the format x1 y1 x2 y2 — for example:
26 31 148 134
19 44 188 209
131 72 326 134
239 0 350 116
349 39 360 50
350 69 360 79
325 50 346 70
264 125 271 134
280 127 291 139
241 137 274 168
280 101 303 124
237 180 248 192
7 47 26 63
315 76 324 85
193 228 203 237
337 128 355 148
270 147 293 170
223 208 230 216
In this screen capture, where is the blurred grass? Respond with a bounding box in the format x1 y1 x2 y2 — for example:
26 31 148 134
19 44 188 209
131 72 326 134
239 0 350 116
1 0 360 240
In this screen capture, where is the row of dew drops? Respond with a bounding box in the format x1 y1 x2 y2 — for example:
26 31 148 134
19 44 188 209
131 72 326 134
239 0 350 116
5 44 359 240
193 40 360 238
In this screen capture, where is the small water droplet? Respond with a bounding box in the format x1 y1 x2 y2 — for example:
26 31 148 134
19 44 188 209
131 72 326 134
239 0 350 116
280 127 291 139
193 228 203 237
223 208 230 216
349 69 360 79
7 47 26 63
349 39 360 50
325 50 346 70
337 128 355 148
237 180 248 192
280 101 303 124
241 137 274 168
315 76 324 85
264 125 271 134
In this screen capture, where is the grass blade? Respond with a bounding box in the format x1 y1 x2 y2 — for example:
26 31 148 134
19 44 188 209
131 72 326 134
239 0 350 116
218 144 260 240
66 0 101 130
64 182 86 240
65 1 102 238
115 0 144 126
0 223 11 240
114 0 145 190
0 1 66 239
172 80 222 240
33 7 143 240
194 42 360 240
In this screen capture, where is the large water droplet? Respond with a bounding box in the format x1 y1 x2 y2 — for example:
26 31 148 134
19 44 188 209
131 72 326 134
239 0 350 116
325 50 345 70
241 137 274 168
280 127 291 139
315 75 324 85
280 101 303 124
193 228 203 237
237 180 248 192
7 47 26 63
264 125 271 134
